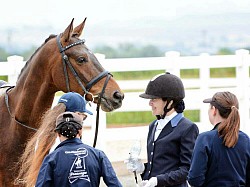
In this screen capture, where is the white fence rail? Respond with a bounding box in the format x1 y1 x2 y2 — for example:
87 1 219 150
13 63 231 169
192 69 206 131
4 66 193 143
1 50 250 161
99 50 250 132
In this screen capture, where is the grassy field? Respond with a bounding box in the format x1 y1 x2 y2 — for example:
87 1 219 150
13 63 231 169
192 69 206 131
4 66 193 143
106 110 200 128
2 67 248 128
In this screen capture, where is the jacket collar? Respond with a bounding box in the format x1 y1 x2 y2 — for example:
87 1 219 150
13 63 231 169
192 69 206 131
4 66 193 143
55 138 82 150
212 122 221 130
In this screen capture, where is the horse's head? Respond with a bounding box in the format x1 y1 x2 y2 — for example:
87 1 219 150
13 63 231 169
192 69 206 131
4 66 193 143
50 18 124 112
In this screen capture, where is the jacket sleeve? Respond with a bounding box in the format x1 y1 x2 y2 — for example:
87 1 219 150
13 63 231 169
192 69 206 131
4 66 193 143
187 133 210 187
100 151 123 187
141 122 155 179
157 123 199 186
35 155 54 187
247 161 250 186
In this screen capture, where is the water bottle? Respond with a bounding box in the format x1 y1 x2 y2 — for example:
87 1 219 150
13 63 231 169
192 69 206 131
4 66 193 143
130 139 141 159
129 139 141 184
127 140 141 171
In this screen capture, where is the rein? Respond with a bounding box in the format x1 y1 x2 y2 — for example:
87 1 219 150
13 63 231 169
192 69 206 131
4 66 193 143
4 86 38 131
56 35 112 147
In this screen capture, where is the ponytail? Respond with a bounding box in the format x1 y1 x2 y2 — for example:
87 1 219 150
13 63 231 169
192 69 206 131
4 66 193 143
213 92 240 148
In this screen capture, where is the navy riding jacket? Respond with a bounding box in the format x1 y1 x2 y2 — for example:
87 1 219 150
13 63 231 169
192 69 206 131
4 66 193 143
188 125 250 187
35 138 122 187
141 113 199 187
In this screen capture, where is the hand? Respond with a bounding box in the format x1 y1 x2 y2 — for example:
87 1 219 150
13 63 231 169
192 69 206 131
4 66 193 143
124 158 145 174
141 177 157 187
140 180 148 187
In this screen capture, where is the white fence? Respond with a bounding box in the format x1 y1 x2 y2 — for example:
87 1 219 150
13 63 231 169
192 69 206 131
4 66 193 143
1 50 250 161
99 50 250 132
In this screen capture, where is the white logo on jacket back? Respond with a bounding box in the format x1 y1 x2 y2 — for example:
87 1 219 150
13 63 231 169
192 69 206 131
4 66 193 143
65 148 90 183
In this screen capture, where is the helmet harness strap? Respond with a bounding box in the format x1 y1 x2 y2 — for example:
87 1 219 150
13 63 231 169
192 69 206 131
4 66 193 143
156 99 174 120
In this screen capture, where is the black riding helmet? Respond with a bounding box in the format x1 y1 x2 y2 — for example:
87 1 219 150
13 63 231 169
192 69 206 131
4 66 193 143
139 72 185 100
139 72 185 119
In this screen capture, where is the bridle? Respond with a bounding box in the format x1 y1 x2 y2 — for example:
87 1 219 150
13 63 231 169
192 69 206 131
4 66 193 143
56 35 112 147
4 35 112 148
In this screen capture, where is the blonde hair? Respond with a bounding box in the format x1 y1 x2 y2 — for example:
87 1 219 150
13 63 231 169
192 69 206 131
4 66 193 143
16 103 66 187
213 92 240 148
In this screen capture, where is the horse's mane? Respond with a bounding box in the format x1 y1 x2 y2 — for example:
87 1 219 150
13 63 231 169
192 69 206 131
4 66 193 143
18 34 57 80
16 102 65 187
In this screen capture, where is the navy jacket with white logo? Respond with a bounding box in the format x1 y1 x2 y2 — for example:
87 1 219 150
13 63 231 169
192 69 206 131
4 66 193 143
35 138 122 187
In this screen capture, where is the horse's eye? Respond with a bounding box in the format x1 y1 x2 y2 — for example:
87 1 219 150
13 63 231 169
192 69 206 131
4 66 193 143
77 57 88 64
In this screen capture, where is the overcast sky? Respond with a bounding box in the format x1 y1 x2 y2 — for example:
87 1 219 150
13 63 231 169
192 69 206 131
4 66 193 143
1 0 250 29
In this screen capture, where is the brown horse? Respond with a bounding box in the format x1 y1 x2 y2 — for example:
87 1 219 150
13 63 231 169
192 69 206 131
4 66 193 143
0 18 124 187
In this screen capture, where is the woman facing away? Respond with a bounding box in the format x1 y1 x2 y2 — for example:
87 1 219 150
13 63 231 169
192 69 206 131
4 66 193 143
35 111 122 187
188 91 250 187
16 92 93 187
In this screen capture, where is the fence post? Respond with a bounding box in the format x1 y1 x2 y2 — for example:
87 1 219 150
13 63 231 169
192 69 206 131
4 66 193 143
165 51 181 76
235 49 250 133
7 55 24 84
199 53 211 126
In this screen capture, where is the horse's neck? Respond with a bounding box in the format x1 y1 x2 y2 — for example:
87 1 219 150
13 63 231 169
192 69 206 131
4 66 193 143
12 87 55 128
11 65 56 128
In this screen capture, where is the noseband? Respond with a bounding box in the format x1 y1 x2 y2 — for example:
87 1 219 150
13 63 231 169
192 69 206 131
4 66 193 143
56 35 112 147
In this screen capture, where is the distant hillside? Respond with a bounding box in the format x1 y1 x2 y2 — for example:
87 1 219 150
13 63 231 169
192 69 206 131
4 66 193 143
86 13 250 54
1 13 250 55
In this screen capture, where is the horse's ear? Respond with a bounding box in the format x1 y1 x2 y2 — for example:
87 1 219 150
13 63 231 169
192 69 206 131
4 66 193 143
72 17 87 37
61 18 74 43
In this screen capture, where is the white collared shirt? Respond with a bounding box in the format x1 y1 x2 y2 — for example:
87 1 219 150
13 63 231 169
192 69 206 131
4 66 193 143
154 111 177 141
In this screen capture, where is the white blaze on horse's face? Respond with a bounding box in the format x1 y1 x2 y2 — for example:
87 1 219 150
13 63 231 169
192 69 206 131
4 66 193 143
55 18 124 112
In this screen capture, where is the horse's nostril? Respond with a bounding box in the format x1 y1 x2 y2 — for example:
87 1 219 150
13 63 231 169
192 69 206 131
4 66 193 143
113 91 124 100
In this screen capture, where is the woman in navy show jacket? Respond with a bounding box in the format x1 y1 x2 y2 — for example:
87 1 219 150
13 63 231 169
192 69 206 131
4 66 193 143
35 112 122 187
188 91 250 187
138 72 199 187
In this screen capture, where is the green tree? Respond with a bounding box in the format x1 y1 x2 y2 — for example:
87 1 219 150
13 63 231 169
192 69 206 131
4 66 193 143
22 46 37 61
94 45 118 58
138 45 164 57
117 43 140 58
94 43 164 58
216 48 233 55
0 47 10 61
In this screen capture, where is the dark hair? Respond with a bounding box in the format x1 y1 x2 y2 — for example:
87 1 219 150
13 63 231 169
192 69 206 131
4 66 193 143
156 98 185 119
55 121 82 139
212 92 240 148
173 99 185 113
